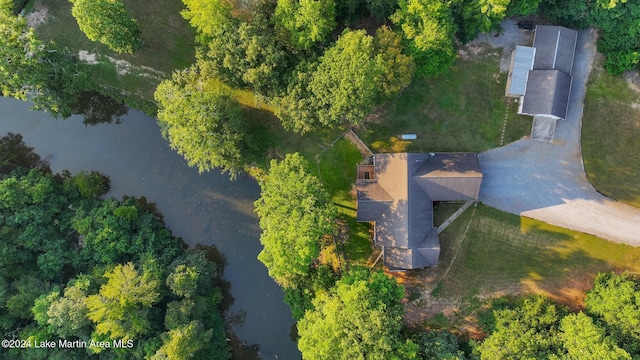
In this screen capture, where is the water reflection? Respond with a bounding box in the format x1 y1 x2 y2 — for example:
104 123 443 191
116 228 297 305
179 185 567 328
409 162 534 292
73 91 128 126
0 98 300 359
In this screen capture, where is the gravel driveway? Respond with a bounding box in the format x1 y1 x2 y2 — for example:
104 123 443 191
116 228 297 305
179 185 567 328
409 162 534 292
479 28 640 245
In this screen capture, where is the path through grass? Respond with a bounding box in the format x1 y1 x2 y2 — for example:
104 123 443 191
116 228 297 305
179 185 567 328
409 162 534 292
28 0 196 102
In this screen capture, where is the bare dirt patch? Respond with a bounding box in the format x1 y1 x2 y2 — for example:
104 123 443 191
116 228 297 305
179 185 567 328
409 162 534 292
78 50 99 65
461 20 535 71
624 68 640 95
25 5 50 28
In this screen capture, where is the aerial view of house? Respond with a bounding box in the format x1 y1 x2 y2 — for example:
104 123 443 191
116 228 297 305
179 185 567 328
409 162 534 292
356 153 482 269
2 0 640 358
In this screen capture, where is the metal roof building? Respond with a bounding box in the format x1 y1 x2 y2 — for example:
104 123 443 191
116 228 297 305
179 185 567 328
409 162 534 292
507 25 578 120
506 46 535 97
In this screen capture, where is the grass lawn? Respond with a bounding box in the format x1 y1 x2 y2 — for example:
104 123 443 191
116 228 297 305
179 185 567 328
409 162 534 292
27 0 196 102
433 202 465 228
316 139 373 266
401 203 640 332
358 47 531 153
582 68 640 208
431 204 640 305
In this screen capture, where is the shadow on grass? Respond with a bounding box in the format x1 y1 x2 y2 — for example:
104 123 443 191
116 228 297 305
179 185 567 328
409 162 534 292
436 204 639 309
582 70 640 208
317 138 373 265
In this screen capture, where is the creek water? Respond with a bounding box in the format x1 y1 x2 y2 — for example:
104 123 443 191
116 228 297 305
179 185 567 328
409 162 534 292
0 96 300 359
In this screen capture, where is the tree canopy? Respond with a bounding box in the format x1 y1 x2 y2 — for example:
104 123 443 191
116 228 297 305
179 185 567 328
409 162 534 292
297 267 414 359
154 66 247 178
86 262 160 341
255 153 337 287
70 0 142 54
0 134 231 359
0 0 87 117
476 274 640 360
476 296 564 359
560 312 631 360
275 0 337 49
585 272 640 355
275 28 415 132
391 0 457 77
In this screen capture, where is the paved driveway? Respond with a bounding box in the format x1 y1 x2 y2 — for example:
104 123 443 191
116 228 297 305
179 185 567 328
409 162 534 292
479 28 640 245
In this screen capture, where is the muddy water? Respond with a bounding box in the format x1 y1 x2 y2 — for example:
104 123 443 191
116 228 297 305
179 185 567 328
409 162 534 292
0 97 300 359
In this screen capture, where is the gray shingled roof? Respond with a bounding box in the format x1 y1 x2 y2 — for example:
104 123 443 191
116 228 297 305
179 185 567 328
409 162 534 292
532 25 578 75
508 46 536 96
356 153 482 270
521 70 572 119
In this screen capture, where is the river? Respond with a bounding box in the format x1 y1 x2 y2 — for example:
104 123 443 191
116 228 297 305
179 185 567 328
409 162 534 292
0 97 300 359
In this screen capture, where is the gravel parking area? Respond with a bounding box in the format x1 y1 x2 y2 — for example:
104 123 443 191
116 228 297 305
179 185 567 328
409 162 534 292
479 28 640 245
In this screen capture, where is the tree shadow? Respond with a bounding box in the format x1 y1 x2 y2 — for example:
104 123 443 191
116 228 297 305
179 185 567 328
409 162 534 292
0 132 50 175
73 91 128 126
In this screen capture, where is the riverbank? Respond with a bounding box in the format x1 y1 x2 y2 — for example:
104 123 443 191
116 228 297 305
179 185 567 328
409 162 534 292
0 97 301 359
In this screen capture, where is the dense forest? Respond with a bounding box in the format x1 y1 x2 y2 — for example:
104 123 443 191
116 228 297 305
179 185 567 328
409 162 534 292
0 133 229 359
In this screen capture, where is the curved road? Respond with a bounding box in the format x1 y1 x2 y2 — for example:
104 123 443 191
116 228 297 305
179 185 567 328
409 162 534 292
479 28 640 245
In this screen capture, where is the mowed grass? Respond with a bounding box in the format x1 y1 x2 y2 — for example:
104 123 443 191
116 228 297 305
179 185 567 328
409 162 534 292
28 0 196 101
358 48 531 153
433 204 640 307
582 68 640 207
316 139 373 265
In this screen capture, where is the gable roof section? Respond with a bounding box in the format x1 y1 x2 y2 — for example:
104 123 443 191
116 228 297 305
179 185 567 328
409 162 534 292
521 70 572 119
356 153 481 270
532 25 578 75
414 153 483 201
508 46 536 96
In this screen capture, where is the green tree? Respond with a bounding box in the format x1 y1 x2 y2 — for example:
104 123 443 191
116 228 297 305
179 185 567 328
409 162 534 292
72 171 110 198
85 262 160 341
0 0 87 117
412 331 466 359
560 312 631 360
154 66 246 178
198 15 291 95
585 272 640 355
366 0 399 20
272 61 320 133
151 320 221 360
506 0 540 16
32 276 93 339
309 29 382 127
276 28 414 131
476 296 564 359
275 0 337 49
70 0 141 54
255 153 336 287
297 267 414 359
391 0 457 77
452 0 510 42
72 197 183 267
373 26 416 98
181 0 235 42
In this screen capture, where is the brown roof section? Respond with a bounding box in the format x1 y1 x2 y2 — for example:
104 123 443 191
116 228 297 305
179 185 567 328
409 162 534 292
356 153 482 270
